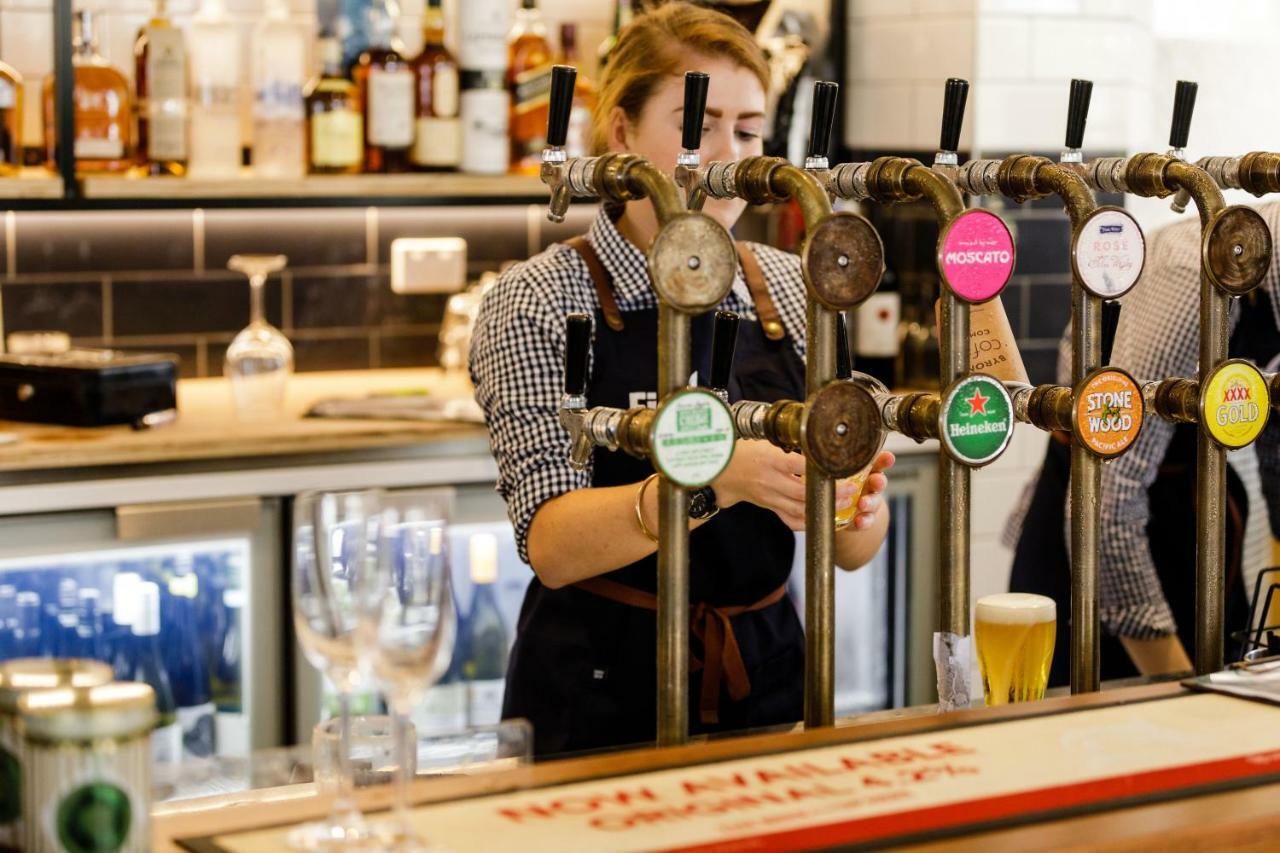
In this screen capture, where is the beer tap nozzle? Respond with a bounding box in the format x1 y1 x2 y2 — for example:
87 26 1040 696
709 310 740 404
806 81 839 172
1062 78 1093 166
541 65 579 223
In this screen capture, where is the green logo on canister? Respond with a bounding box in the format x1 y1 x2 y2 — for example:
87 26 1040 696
941 374 1014 467
56 782 132 853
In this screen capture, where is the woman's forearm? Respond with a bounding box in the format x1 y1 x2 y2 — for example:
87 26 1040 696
834 502 889 570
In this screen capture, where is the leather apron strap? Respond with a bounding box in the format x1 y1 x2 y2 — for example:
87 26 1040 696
736 243 786 341
574 576 788 725
565 236 626 332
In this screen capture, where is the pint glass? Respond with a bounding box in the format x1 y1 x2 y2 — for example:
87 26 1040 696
975 592 1056 706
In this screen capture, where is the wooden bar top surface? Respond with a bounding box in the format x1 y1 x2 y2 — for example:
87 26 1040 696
0 368 488 473
151 683 1280 851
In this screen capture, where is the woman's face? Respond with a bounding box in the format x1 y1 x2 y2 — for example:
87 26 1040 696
610 54 767 232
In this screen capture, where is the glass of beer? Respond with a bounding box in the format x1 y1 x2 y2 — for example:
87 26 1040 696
834 467 871 530
975 593 1056 706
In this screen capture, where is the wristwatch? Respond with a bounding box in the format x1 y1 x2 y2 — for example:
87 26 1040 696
688 486 720 520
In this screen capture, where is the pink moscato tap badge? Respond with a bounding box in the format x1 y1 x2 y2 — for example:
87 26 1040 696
939 209 1015 303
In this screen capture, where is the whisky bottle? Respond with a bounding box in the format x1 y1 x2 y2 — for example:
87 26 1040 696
188 0 243 178
410 0 461 171
304 36 363 175
134 0 188 176
0 59 22 174
597 0 634 71
42 10 133 174
559 24 595 158
354 1 414 174
252 0 308 178
458 0 509 175
507 0 554 175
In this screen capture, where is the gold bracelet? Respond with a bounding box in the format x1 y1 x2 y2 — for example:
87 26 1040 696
634 473 660 543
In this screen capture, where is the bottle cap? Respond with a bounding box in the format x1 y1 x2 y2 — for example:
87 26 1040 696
0 657 113 715
469 534 498 584
132 582 161 638
112 573 141 627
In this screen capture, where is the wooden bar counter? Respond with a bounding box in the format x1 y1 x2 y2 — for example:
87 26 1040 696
154 683 1280 852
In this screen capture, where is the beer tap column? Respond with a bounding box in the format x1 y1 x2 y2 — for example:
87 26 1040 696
543 66 740 744
678 72 887 726
1083 81 1273 673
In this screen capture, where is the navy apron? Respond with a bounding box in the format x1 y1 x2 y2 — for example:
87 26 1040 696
501 237 808 758
1010 289 1278 685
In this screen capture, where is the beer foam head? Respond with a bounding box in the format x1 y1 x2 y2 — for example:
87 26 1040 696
976 593 1056 625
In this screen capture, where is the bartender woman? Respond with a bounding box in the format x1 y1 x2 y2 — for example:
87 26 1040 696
470 2 894 757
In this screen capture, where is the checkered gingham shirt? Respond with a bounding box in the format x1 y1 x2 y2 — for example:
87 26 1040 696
470 206 809 565
1005 202 1280 639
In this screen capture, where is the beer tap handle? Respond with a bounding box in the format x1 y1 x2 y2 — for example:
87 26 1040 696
836 312 853 380
806 81 839 169
547 65 577 150
563 313 591 403
681 71 710 157
1169 80 1198 153
1064 78 1093 154
710 310 740 398
937 77 969 162
1101 301 1121 366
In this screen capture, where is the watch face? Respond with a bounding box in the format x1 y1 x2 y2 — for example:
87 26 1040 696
688 487 717 519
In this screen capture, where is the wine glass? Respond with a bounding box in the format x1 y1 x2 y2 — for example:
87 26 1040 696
290 489 384 851
355 504 456 849
225 253 293 420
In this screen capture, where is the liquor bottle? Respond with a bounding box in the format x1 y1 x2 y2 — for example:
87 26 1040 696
597 0 634 71
854 269 901 388
559 24 595 159
416 565 467 734
354 1 414 173
134 0 188 176
506 0 553 175
42 10 134 174
462 534 508 727
54 577 80 657
0 60 22 174
305 35 363 175
75 588 108 661
188 0 243 178
458 0 510 175
166 571 217 759
212 587 246 754
410 0 461 171
130 581 181 765
0 583 15 658
12 592 41 657
252 0 308 178
108 572 142 679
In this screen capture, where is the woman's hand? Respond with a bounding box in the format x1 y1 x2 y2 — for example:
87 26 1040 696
849 450 896 532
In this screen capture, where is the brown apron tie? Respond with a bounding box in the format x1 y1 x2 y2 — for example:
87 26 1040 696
565 236 625 332
574 576 787 725
736 243 786 341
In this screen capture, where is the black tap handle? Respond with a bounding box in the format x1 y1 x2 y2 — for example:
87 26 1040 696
709 310 740 392
564 313 591 397
681 72 710 152
807 81 839 161
836 312 853 379
1169 80 1198 150
939 78 969 153
547 65 577 148
1101 301 1121 366
1065 79 1093 150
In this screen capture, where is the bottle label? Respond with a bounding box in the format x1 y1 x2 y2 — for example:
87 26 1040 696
939 209 1015 303
512 64 554 115
368 68 414 148
178 702 217 759
434 66 460 118
855 292 901 358
1073 207 1145 299
151 721 183 765
460 88 509 175
650 389 735 487
1074 368 1144 458
413 117 462 167
147 25 189 161
417 681 467 734
0 80 14 110
459 3 511 70
940 374 1014 467
961 297 1029 385
311 110 363 168
74 138 124 160
1201 359 1270 449
467 678 505 727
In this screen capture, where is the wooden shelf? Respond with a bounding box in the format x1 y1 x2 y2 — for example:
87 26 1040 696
0 169 65 199
80 172 548 202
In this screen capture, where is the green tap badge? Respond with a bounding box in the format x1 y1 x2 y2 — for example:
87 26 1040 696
940 374 1014 467
650 389 735 487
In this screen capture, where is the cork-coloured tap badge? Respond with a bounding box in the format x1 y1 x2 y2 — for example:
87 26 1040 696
1073 368 1145 458
1200 359 1271 449
938 209 1016 304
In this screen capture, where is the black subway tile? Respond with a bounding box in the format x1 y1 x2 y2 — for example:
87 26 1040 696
291 274 380 329
2 281 103 338
112 274 283 337
1013 216 1071 276
15 210 194 274
381 285 448 328
292 337 371 372
1020 344 1062 386
380 333 440 369
109 342 200 380
1026 281 1072 339
203 208 368 270
998 283 1026 340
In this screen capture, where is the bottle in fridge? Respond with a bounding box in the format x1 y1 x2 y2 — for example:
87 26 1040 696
166 569 217 760
130 581 182 766
462 533 508 726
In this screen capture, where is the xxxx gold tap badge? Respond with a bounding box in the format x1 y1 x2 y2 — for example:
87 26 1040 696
1201 359 1270 449
1074 368 1144 458
650 388 735 487
940 374 1014 467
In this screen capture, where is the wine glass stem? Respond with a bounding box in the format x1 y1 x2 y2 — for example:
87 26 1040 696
249 272 267 325
395 709 413 835
336 688 357 807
